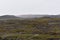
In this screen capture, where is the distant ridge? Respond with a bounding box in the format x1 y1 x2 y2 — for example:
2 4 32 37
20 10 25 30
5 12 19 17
42 15 60 18
18 15 60 18
0 15 19 19
0 15 60 20
18 15 44 18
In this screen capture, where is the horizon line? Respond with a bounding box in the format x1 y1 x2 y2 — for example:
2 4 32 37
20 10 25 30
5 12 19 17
0 14 60 16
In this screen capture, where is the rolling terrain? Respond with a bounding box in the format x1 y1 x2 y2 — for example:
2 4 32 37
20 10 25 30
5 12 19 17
0 15 60 40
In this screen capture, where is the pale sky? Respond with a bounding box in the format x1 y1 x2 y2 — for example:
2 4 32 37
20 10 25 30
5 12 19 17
0 0 60 16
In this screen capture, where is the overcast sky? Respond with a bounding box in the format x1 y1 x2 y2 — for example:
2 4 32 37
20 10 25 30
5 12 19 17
0 0 60 16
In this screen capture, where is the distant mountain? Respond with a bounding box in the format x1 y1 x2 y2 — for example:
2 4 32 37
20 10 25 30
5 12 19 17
0 15 60 20
0 15 19 20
